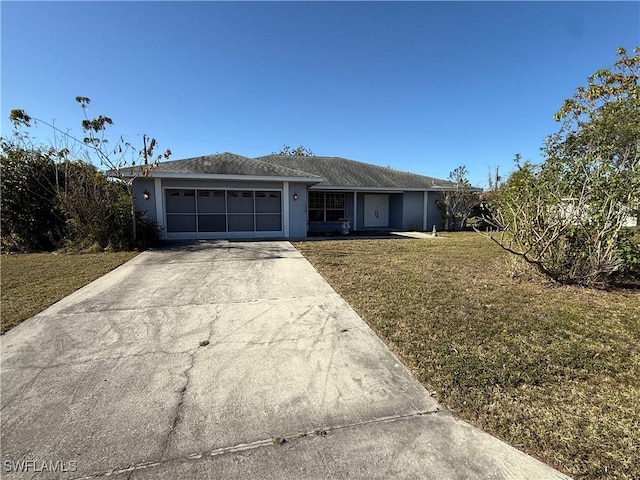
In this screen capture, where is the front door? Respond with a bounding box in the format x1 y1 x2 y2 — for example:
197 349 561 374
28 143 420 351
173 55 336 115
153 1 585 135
364 194 389 228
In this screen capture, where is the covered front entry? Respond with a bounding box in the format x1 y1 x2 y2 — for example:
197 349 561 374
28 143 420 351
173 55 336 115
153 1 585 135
364 194 389 228
165 188 282 239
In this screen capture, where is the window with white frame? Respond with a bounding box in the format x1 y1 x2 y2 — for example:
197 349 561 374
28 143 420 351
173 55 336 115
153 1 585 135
308 192 345 222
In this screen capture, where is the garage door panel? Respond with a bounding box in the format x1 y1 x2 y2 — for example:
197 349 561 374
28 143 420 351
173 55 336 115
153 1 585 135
228 215 254 232
167 215 196 232
227 191 254 213
256 214 281 231
166 189 196 213
197 190 225 213
198 215 226 232
256 191 281 213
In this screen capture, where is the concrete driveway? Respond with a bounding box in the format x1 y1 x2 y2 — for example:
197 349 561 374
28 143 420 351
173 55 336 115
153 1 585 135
1 241 570 479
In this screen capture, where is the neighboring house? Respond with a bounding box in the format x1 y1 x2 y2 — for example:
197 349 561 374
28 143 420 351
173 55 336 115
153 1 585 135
122 153 481 240
624 215 639 227
559 197 639 227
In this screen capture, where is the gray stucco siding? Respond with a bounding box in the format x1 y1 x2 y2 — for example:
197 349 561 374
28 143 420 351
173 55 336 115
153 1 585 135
389 194 403 229
344 193 355 226
288 182 309 239
160 179 283 190
354 193 363 230
132 177 157 221
402 191 424 230
308 221 344 234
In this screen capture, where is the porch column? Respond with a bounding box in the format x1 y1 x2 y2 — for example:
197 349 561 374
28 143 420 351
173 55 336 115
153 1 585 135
283 182 290 238
154 178 164 237
353 191 357 231
422 191 428 231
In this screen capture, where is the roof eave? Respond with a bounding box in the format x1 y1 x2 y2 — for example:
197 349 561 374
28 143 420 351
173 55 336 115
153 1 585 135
118 171 324 184
311 185 483 192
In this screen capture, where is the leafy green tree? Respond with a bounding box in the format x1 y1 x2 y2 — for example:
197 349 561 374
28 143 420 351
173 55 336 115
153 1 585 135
482 47 640 287
273 145 315 156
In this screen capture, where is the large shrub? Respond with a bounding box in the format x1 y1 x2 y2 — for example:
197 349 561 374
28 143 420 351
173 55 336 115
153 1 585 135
7 96 170 251
491 158 639 286
57 161 132 251
0 140 65 251
483 47 640 287
1 139 160 252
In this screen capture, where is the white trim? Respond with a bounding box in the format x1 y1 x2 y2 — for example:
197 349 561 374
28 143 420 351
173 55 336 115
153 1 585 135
165 231 283 240
283 182 290 238
423 191 428 231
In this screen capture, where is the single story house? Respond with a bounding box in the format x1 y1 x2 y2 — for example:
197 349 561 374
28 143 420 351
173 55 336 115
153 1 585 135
123 153 480 240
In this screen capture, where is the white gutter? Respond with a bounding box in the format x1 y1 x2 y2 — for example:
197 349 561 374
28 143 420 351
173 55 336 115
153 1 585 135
310 185 483 193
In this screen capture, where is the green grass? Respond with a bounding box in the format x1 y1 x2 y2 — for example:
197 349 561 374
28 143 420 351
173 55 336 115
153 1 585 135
1 251 138 334
295 233 640 480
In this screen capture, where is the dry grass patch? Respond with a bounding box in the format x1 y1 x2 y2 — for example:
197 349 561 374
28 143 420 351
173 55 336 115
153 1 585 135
295 233 640 480
1 251 138 334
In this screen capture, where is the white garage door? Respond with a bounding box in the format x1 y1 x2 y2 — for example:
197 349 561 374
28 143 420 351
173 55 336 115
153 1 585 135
165 189 282 238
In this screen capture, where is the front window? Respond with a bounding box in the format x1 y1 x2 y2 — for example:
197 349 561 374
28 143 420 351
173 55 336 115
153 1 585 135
309 192 345 222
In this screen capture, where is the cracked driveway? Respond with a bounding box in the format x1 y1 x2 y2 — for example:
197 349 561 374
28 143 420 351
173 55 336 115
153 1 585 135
1 241 570 479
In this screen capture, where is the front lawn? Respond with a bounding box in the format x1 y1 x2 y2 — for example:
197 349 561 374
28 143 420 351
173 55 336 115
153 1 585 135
1 251 138 334
295 233 639 480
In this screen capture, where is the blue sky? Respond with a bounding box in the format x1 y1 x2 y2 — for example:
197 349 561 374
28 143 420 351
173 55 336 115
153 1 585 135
2 1 638 187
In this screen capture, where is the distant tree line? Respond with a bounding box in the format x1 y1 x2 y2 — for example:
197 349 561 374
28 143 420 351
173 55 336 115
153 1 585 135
273 145 315 156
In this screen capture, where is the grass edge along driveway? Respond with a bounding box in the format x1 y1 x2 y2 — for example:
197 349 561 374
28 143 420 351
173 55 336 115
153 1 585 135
295 233 640 480
1 251 138 334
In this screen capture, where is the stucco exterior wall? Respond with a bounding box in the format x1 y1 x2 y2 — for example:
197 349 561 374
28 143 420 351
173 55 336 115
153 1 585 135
355 193 364 230
402 191 424 230
389 194 403 229
132 178 156 221
159 179 282 190
288 182 309 238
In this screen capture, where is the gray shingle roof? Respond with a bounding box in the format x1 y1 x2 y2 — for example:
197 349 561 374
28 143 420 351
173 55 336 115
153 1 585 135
256 155 457 189
119 152 468 190
119 152 321 179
